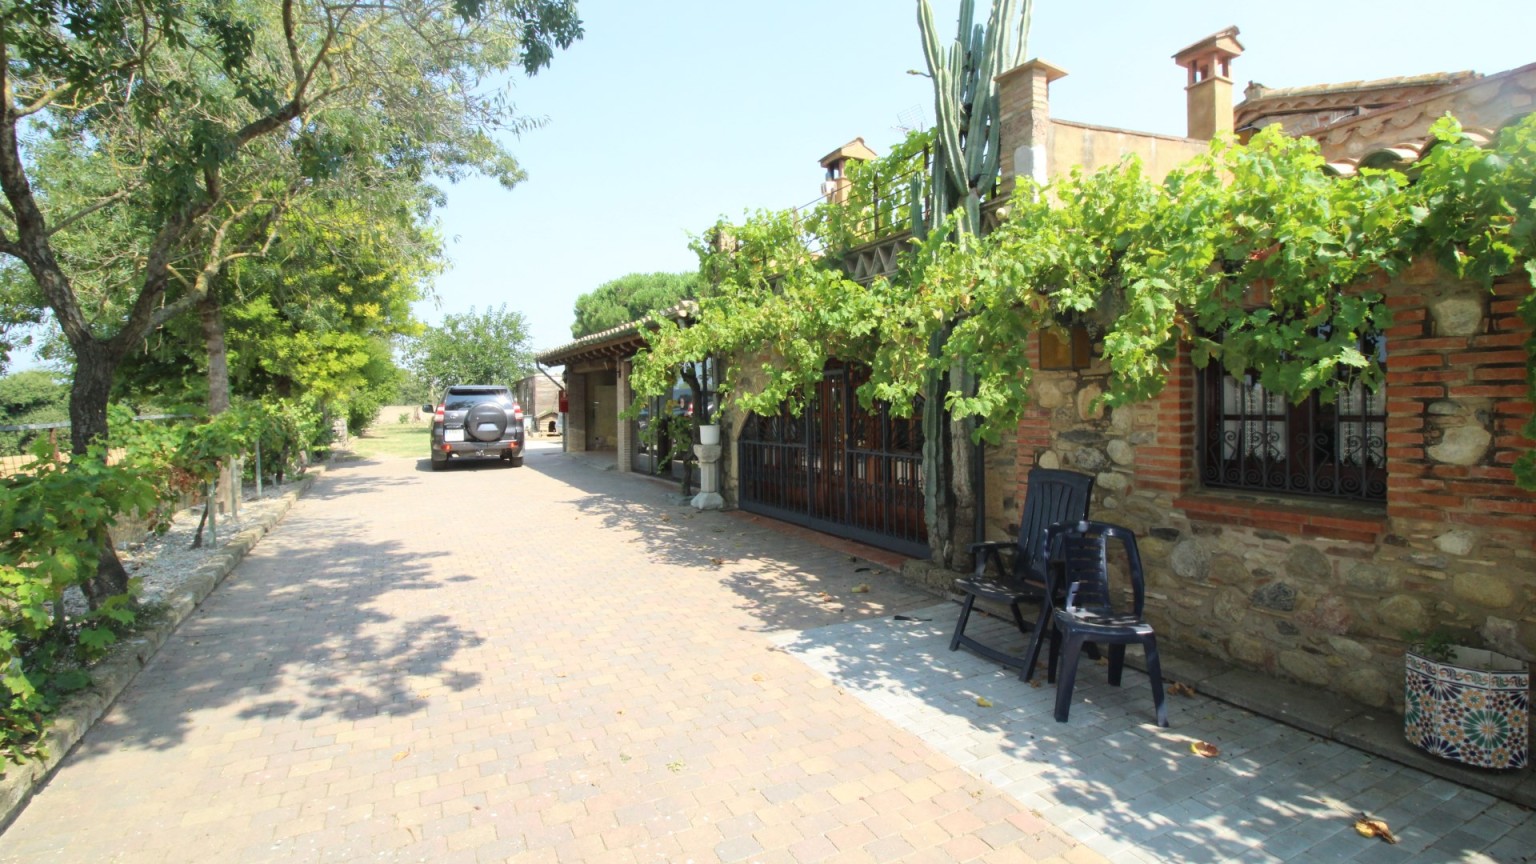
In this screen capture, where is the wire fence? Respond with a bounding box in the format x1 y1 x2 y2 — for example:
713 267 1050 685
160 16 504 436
0 414 270 549
0 415 191 478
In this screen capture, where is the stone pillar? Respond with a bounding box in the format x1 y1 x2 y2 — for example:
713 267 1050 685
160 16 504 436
692 443 723 510
995 59 1068 198
616 361 634 473
565 373 588 453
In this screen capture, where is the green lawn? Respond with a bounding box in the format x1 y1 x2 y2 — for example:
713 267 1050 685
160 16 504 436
349 412 431 460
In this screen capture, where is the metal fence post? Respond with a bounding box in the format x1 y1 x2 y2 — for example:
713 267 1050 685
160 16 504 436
255 441 263 497
230 457 241 520
207 480 217 548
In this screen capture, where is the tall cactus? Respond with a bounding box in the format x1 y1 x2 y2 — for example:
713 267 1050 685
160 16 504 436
917 0 1030 238
915 0 1031 567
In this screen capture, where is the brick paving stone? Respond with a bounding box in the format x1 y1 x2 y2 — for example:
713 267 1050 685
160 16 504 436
0 444 1101 863
6 444 1533 863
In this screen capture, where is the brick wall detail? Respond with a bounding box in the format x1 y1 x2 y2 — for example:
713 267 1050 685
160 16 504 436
999 263 1535 711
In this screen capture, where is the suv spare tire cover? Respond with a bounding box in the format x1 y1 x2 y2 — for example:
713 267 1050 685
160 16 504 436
463 401 509 442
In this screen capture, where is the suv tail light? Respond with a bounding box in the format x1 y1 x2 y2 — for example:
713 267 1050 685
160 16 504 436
512 402 524 422
433 404 445 422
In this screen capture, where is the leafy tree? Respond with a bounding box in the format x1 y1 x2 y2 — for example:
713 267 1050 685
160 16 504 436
405 305 534 397
571 272 700 338
0 0 581 603
0 369 67 422
0 369 68 455
113 188 438 421
0 267 42 373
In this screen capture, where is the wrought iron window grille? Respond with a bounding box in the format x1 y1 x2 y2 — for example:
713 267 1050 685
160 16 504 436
1196 341 1387 503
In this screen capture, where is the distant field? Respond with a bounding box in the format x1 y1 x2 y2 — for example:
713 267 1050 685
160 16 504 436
350 406 430 460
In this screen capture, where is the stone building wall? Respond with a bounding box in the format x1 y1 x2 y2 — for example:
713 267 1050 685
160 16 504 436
991 264 1535 710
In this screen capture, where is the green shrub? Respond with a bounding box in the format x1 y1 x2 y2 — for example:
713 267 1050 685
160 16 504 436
1 448 155 763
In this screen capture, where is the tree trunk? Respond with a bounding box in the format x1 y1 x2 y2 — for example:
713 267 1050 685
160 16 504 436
70 342 132 604
201 294 231 413
202 293 238 520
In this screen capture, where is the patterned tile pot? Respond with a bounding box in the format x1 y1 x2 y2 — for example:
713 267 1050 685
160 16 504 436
1405 647 1529 770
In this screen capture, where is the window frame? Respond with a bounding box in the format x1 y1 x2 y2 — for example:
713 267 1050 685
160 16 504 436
1194 359 1387 504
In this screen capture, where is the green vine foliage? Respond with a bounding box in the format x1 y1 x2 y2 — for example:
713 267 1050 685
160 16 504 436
633 114 1536 486
805 130 933 252
1409 116 1536 486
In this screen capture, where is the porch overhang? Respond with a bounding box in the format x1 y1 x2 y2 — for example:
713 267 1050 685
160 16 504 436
533 303 696 368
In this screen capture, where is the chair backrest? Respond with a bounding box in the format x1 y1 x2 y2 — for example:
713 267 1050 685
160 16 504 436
1044 520 1146 617
1016 468 1094 583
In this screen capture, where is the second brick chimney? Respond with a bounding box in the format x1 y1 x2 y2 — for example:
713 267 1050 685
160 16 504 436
1173 27 1244 140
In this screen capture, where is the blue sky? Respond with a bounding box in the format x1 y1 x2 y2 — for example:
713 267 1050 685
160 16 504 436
428 0 1534 356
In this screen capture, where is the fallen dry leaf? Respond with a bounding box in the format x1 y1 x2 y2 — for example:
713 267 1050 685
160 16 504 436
1353 814 1398 844
1169 681 1196 698
392 749 411 762
709 557 725 566
851 583 871 594
1028 678 1042 689
751 673 765 682
976 696 993 708
1190 740 1220 758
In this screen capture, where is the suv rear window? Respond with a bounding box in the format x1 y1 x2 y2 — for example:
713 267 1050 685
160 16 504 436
444 388 513 411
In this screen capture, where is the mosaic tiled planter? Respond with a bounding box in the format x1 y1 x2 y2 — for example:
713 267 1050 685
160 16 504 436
1405 647 1529 770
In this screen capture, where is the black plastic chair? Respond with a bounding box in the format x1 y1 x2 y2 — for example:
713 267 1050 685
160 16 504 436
949 467 1094 679
1042 520 1168 727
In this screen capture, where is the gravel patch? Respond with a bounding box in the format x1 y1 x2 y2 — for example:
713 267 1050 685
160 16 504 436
61 486 296 618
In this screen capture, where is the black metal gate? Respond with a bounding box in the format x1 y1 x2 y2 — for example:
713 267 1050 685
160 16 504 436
737 362 928 558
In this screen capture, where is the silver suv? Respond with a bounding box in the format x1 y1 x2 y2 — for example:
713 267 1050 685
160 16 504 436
425 385 525 470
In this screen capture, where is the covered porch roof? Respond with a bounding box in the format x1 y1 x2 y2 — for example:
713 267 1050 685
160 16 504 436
533 302 695 368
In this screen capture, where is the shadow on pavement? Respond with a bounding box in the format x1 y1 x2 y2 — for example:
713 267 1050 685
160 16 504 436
525 450 1528 863
70 502 481 759
522 449 937 635
772 604 1527 863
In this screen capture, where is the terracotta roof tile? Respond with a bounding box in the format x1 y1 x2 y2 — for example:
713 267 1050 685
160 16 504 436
1242 71 1479 103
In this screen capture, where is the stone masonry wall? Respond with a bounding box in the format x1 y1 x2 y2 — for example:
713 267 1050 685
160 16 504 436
1000 263 1535 711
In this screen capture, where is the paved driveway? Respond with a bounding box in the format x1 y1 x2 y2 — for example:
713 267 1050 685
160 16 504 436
1 441 1098 863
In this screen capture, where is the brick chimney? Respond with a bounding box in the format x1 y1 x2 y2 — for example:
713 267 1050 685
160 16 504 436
996 59 1068 196
819 138 878 204
1172 27 1243 140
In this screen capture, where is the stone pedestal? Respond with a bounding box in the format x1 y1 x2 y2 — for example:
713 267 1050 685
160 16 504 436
692 443 723 510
